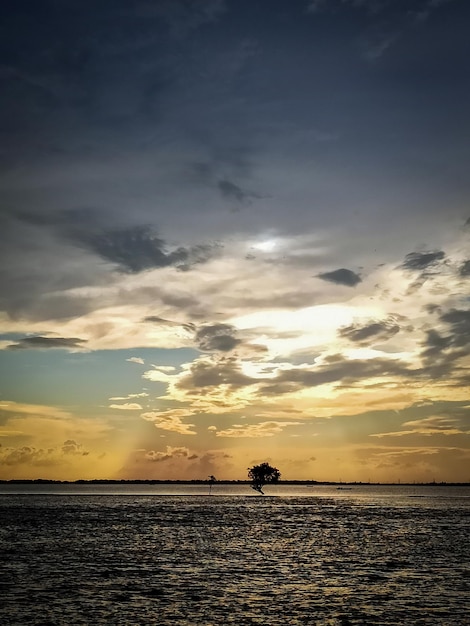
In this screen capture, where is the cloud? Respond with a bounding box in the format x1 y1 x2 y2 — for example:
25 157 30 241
0 439 88 466
168 351 419 417
0 430 26 438
404 415 470 433
361 31 398 61
317 268 362 287
195 323 241 352
15 207 101 231
259 356 413 395
136 0 227 38
401 250 445 271
306 0 327 13
339 318 400 345
6 336 87 351
306 0 461 66
143 316 195 334
307 0 387 15
141 409 196 434
459 260 470 277
420 308 470 379
62 439 89 455
440 309 470 348
422 309 470 363
109 393 149 400
145 446 194 463
109 403 143 410
215 420 302 438
143 315 179 325
305 0 397 61
421 329 452 360
400 250 447 294
72 226 217 274
413 0 457 22
0 445 56 467
0 401 71 420
143 368 174 383
217 179 262 204
371 415 470 438
142 365 178 383
126 357 145 365
135 446 233 481
177 356 255 390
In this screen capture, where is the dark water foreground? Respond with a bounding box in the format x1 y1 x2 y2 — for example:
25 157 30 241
1 489 469 625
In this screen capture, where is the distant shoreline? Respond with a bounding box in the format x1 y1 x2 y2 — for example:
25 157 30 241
0 479 468 486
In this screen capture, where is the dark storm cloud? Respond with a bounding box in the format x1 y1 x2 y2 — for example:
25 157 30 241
142 316 195 333
195 324 241 352
339 318 400 345
421 308 470 356
317 269 362 287
156 291 209 319
143 315 194 328
420 308 470 380
73 226 217 273
28 209 222 276
15 207 103 230
422 329 452 355
1 0 469 248
5 204 221 320
6 336 87 351
217 179 262 205
1 0 470 329
177 352 416 396
142 315 176 324
259 357 413 395
459 260 470 277
401 250 447 295
171 312 467 393
401 250 445 271
218 179 248 202
177 357 254 390
440 309 470 348
187 153 263 205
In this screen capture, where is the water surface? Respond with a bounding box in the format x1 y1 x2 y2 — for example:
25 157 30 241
1 485 469 625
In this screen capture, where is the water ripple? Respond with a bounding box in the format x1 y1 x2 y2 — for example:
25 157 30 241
1 493 469 625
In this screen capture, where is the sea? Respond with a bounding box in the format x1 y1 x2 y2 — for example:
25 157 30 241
1 484 469 625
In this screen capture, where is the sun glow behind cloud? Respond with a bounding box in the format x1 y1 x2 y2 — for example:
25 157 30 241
231 304 381 356
252 239 278 252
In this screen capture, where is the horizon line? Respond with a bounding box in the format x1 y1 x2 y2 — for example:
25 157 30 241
1 479 469 486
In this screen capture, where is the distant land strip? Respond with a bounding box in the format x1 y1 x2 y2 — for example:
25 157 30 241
0 479 468 486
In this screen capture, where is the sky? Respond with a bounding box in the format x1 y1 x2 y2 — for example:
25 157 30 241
0 0 469 483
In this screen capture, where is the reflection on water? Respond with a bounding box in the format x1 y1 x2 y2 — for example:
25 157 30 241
1 487 469 625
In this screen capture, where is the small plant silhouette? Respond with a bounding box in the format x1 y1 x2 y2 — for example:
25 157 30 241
248 462 280 495
208 474 216 494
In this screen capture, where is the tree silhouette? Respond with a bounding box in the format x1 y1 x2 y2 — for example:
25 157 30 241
247 462 281 495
